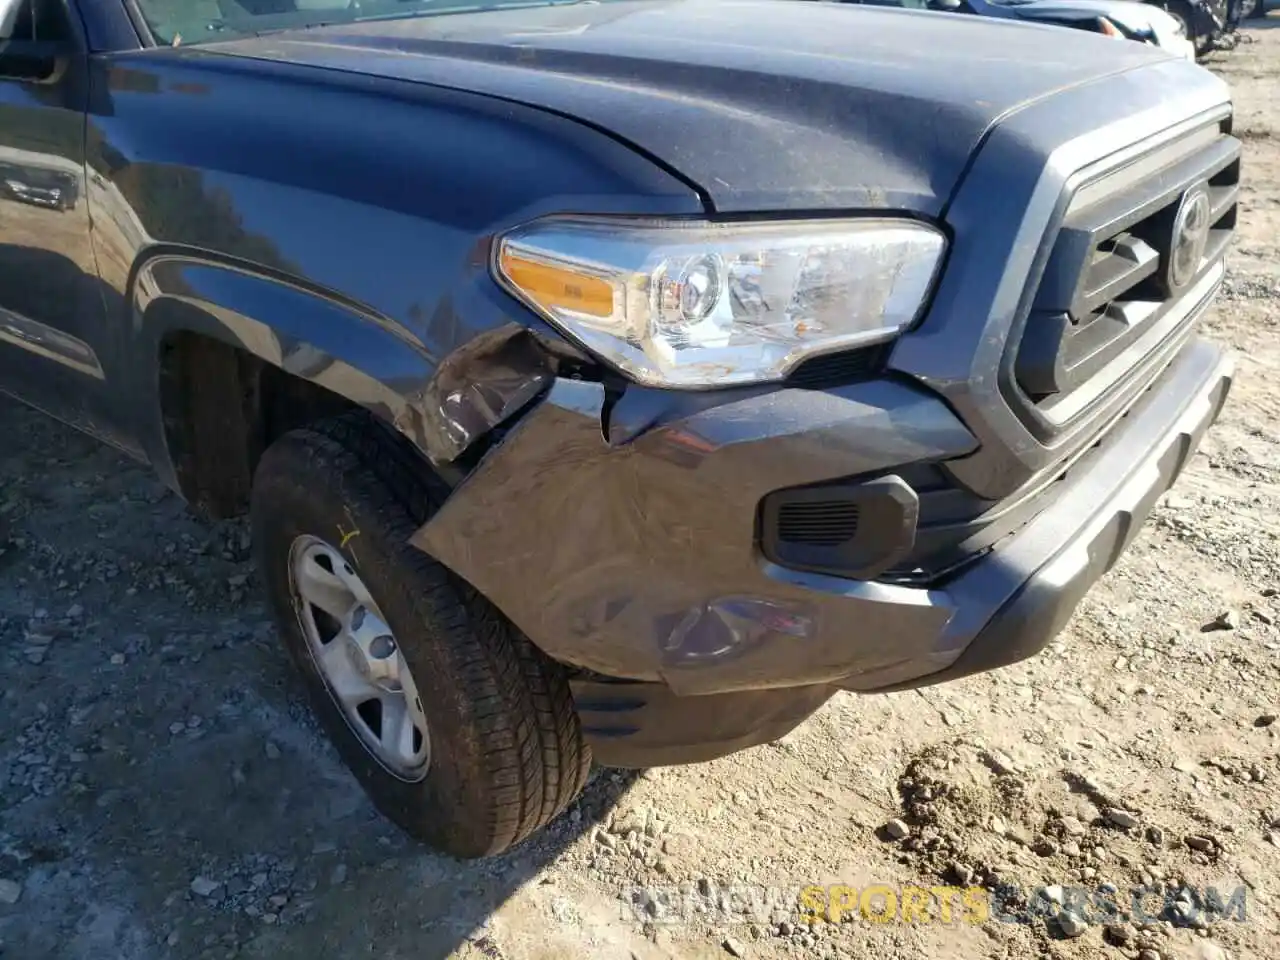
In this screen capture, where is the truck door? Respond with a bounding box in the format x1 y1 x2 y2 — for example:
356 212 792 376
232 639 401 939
0 0 129 450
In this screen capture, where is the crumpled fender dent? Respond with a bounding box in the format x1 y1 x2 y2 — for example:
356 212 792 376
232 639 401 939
132 253 576 469
413 323 561 463
411 377 975 692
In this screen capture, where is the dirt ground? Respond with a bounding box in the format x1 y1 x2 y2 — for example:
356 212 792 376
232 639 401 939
3 23 1280 960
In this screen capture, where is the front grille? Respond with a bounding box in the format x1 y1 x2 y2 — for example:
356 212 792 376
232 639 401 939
895 115 1241 582
776 501 861 546
1012 117 1239 428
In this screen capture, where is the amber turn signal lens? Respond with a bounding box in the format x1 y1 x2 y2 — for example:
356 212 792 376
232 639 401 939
498 251 614 318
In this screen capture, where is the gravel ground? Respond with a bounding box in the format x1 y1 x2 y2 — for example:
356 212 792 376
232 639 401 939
3 25 1280 960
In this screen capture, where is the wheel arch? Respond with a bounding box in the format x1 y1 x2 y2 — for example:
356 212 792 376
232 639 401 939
128 249 456 518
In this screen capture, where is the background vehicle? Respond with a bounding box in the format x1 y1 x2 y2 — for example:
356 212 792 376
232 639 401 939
0 0 1238 858
0 155 79 212
1153 0 1229 53
1230 0 1258 21
828 0 1197 56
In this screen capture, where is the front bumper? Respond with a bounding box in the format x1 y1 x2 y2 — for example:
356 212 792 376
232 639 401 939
872 337 1232 691
412 338 1231 762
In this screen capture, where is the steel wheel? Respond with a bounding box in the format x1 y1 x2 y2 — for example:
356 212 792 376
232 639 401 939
253 415 590 856
288 535 430 780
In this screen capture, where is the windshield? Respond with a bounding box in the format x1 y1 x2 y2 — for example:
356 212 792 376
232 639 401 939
136 0 590 46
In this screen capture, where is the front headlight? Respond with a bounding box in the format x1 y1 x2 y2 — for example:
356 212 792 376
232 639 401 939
494 217 946 389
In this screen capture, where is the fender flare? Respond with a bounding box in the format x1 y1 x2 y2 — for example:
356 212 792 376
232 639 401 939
126 248 553 503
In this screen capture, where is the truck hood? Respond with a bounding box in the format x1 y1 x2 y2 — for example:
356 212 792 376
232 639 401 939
206 0 1174 214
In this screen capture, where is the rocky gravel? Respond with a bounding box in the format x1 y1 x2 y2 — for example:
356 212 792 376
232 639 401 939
3 23 1280 960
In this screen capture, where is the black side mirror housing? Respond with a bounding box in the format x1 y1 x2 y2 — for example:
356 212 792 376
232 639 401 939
0 39 69 82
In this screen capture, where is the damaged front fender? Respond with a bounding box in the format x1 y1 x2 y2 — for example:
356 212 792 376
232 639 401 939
412 323 562 464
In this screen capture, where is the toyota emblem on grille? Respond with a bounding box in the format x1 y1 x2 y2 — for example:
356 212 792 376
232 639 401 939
1167 182 1212 292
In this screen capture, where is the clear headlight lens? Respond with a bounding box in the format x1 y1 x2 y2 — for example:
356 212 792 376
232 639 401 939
495 217 946 388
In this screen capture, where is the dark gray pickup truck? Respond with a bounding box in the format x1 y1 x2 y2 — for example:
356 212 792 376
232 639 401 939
0 0 1237 857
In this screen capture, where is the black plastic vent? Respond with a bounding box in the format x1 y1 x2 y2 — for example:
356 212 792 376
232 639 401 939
776 501 861 546
785 345 886 389
759 476 918 580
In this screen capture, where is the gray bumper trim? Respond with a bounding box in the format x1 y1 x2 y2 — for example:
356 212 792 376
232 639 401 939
851 338 1234 691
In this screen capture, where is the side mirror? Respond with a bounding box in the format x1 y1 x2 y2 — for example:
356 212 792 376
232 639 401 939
929 0 964 9
0 0 69 82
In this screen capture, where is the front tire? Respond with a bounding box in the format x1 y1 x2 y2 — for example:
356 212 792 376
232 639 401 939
250 415 590 858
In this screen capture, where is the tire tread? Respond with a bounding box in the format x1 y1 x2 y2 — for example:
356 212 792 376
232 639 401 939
259 412 588 855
